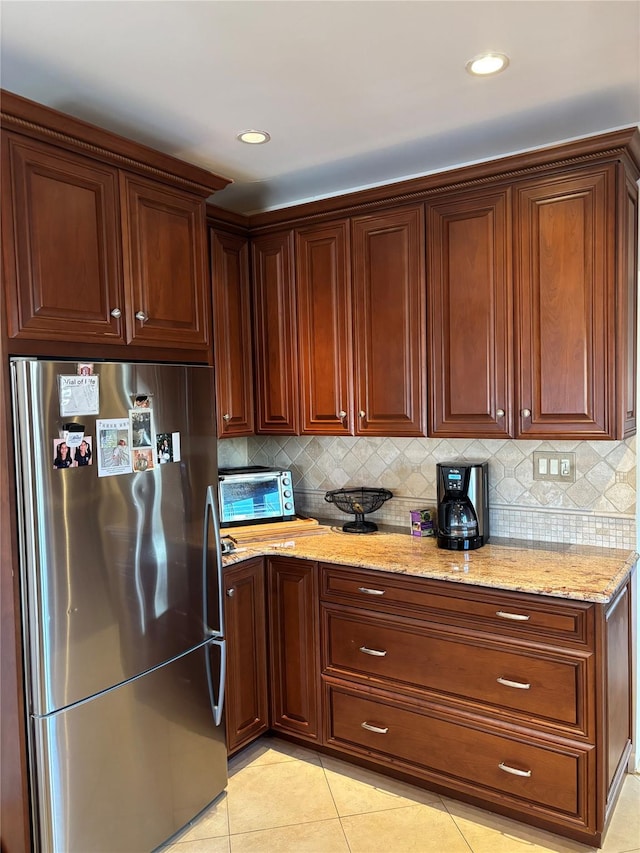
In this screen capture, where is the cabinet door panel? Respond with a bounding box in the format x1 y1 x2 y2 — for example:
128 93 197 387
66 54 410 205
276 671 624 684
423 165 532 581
268 558 320 741
428 190 512 437
296 221 353 434
515 168 613 437
210 230 254 436
223 558 268 753
252 232 299 433
121 175 210 349
3 135 124 343
351 206 426 436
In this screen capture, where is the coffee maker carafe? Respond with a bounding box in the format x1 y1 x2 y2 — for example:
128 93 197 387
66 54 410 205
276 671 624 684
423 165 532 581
436 461 489 550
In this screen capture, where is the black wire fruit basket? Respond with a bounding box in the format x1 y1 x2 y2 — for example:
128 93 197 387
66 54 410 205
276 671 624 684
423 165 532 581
324 487 393 534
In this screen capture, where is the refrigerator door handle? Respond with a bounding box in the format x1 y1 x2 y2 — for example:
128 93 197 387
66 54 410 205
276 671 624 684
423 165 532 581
206 638 227 727
203 484 224 637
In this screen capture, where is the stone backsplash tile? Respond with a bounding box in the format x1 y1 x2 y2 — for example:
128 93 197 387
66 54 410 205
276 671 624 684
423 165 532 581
217 435 637 550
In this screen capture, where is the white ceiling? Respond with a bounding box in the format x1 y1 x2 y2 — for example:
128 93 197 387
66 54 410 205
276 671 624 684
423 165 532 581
1 1 639 214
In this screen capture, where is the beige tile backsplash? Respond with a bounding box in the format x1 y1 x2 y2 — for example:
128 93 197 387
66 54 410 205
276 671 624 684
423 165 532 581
218 435 637 550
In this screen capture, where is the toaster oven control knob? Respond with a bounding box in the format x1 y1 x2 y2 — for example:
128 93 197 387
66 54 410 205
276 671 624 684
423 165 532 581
283 490 292 498
284 502 293 510
282 476 290 485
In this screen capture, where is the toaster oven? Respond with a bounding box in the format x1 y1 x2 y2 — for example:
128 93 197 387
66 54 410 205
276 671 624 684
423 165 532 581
218 466 296 527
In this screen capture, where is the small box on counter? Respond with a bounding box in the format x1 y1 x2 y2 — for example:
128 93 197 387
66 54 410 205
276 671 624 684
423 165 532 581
410 508 435 537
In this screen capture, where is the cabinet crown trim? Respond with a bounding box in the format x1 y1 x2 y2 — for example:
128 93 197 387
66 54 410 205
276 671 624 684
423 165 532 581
1 88 231 197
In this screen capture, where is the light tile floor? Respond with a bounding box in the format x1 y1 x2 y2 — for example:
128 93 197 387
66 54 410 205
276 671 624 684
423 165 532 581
164 736 640 853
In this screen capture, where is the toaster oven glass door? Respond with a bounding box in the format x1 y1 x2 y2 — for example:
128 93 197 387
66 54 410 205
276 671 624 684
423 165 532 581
219 475 283 525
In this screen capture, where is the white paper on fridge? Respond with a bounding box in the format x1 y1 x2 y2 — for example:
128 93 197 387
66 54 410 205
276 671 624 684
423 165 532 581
58 375 100 416
96 418 132 477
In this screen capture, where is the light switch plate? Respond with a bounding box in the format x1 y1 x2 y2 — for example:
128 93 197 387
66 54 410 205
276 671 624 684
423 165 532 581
533 451 576 482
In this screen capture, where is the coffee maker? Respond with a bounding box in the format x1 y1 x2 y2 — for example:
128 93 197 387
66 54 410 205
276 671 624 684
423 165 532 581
436 461 489 550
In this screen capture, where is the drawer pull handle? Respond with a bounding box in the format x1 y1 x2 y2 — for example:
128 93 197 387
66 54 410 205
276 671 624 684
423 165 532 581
359 646 387 657
496 610 530 621
361 722 389 734
358 587 385 596
497 677 531 690
498 762 532 778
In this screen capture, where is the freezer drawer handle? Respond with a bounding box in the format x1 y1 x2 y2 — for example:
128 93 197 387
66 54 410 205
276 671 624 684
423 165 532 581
357 587 385 596
361 721 389 734
359 646 387 657
496 610 530 621
497 676 531 690
498 762 532 778
207 639 227 728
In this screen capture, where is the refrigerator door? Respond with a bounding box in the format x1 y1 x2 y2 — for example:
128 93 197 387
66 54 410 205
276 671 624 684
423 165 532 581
31 639 227 853
11 359 223 716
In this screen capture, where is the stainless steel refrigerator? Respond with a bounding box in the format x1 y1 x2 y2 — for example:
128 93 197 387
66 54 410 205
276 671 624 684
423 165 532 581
10 358 227 853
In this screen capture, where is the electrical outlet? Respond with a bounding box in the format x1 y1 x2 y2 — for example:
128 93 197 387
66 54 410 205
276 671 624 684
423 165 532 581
533 451 576 482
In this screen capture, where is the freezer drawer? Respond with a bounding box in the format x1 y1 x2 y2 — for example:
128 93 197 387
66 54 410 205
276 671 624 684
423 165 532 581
31 641 227 853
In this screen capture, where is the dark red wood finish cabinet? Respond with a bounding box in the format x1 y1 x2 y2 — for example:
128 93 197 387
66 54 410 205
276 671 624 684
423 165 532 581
295 220 353 434
351 205 426 436
223 558 269 754
210 228 255 437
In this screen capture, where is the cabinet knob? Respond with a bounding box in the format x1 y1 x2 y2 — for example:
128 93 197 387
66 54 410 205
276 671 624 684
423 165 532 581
226 588 235 597
496 409 505 418
520 408 531 418
135 311 149 323
222 413 231 422
110 307 122 318
338 410 347 420
358 410 366 418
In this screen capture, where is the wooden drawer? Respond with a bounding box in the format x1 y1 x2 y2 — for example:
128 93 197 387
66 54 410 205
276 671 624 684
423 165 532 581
326 684 593 822
320 564 593 647
323 608 591 735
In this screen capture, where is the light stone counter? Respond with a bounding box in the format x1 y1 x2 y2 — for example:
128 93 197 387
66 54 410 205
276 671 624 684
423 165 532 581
222 527 637 603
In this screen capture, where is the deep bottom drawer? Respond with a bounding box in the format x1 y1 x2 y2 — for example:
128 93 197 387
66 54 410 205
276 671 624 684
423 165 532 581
327 685 591 819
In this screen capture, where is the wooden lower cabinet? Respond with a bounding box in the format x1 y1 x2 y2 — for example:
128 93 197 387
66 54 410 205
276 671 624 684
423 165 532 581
325 684 593 822
318 563 632 847
223 556 632 847
267 557 321 742
223 558 269 754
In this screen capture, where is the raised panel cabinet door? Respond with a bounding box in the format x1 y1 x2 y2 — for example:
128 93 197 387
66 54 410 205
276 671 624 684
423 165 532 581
296 220 353 434
120 174 210 350
427 189 513 437
2 134 125 343
351 205 426 436
210 229 254 437
252 231 299 433
515 166 614 438
223 558 269 754
268 557 320 741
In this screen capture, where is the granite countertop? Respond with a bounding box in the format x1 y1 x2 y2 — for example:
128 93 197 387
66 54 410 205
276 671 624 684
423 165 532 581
222 524 637 603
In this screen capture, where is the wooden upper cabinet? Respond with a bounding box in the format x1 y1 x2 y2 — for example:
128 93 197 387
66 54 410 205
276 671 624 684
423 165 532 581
2 134 125 343
210 229 254 437
296 220 353 434
120 174 210 350
428 189 512 438
252 231 299 434
514 165 617 438
351 206 426 436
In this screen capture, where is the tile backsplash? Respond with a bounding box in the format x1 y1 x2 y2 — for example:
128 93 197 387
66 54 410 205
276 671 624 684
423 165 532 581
218 435 637 550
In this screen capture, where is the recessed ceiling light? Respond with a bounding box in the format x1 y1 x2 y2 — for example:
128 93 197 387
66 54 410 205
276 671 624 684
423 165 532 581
237 129 271 144
466 53 510 76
